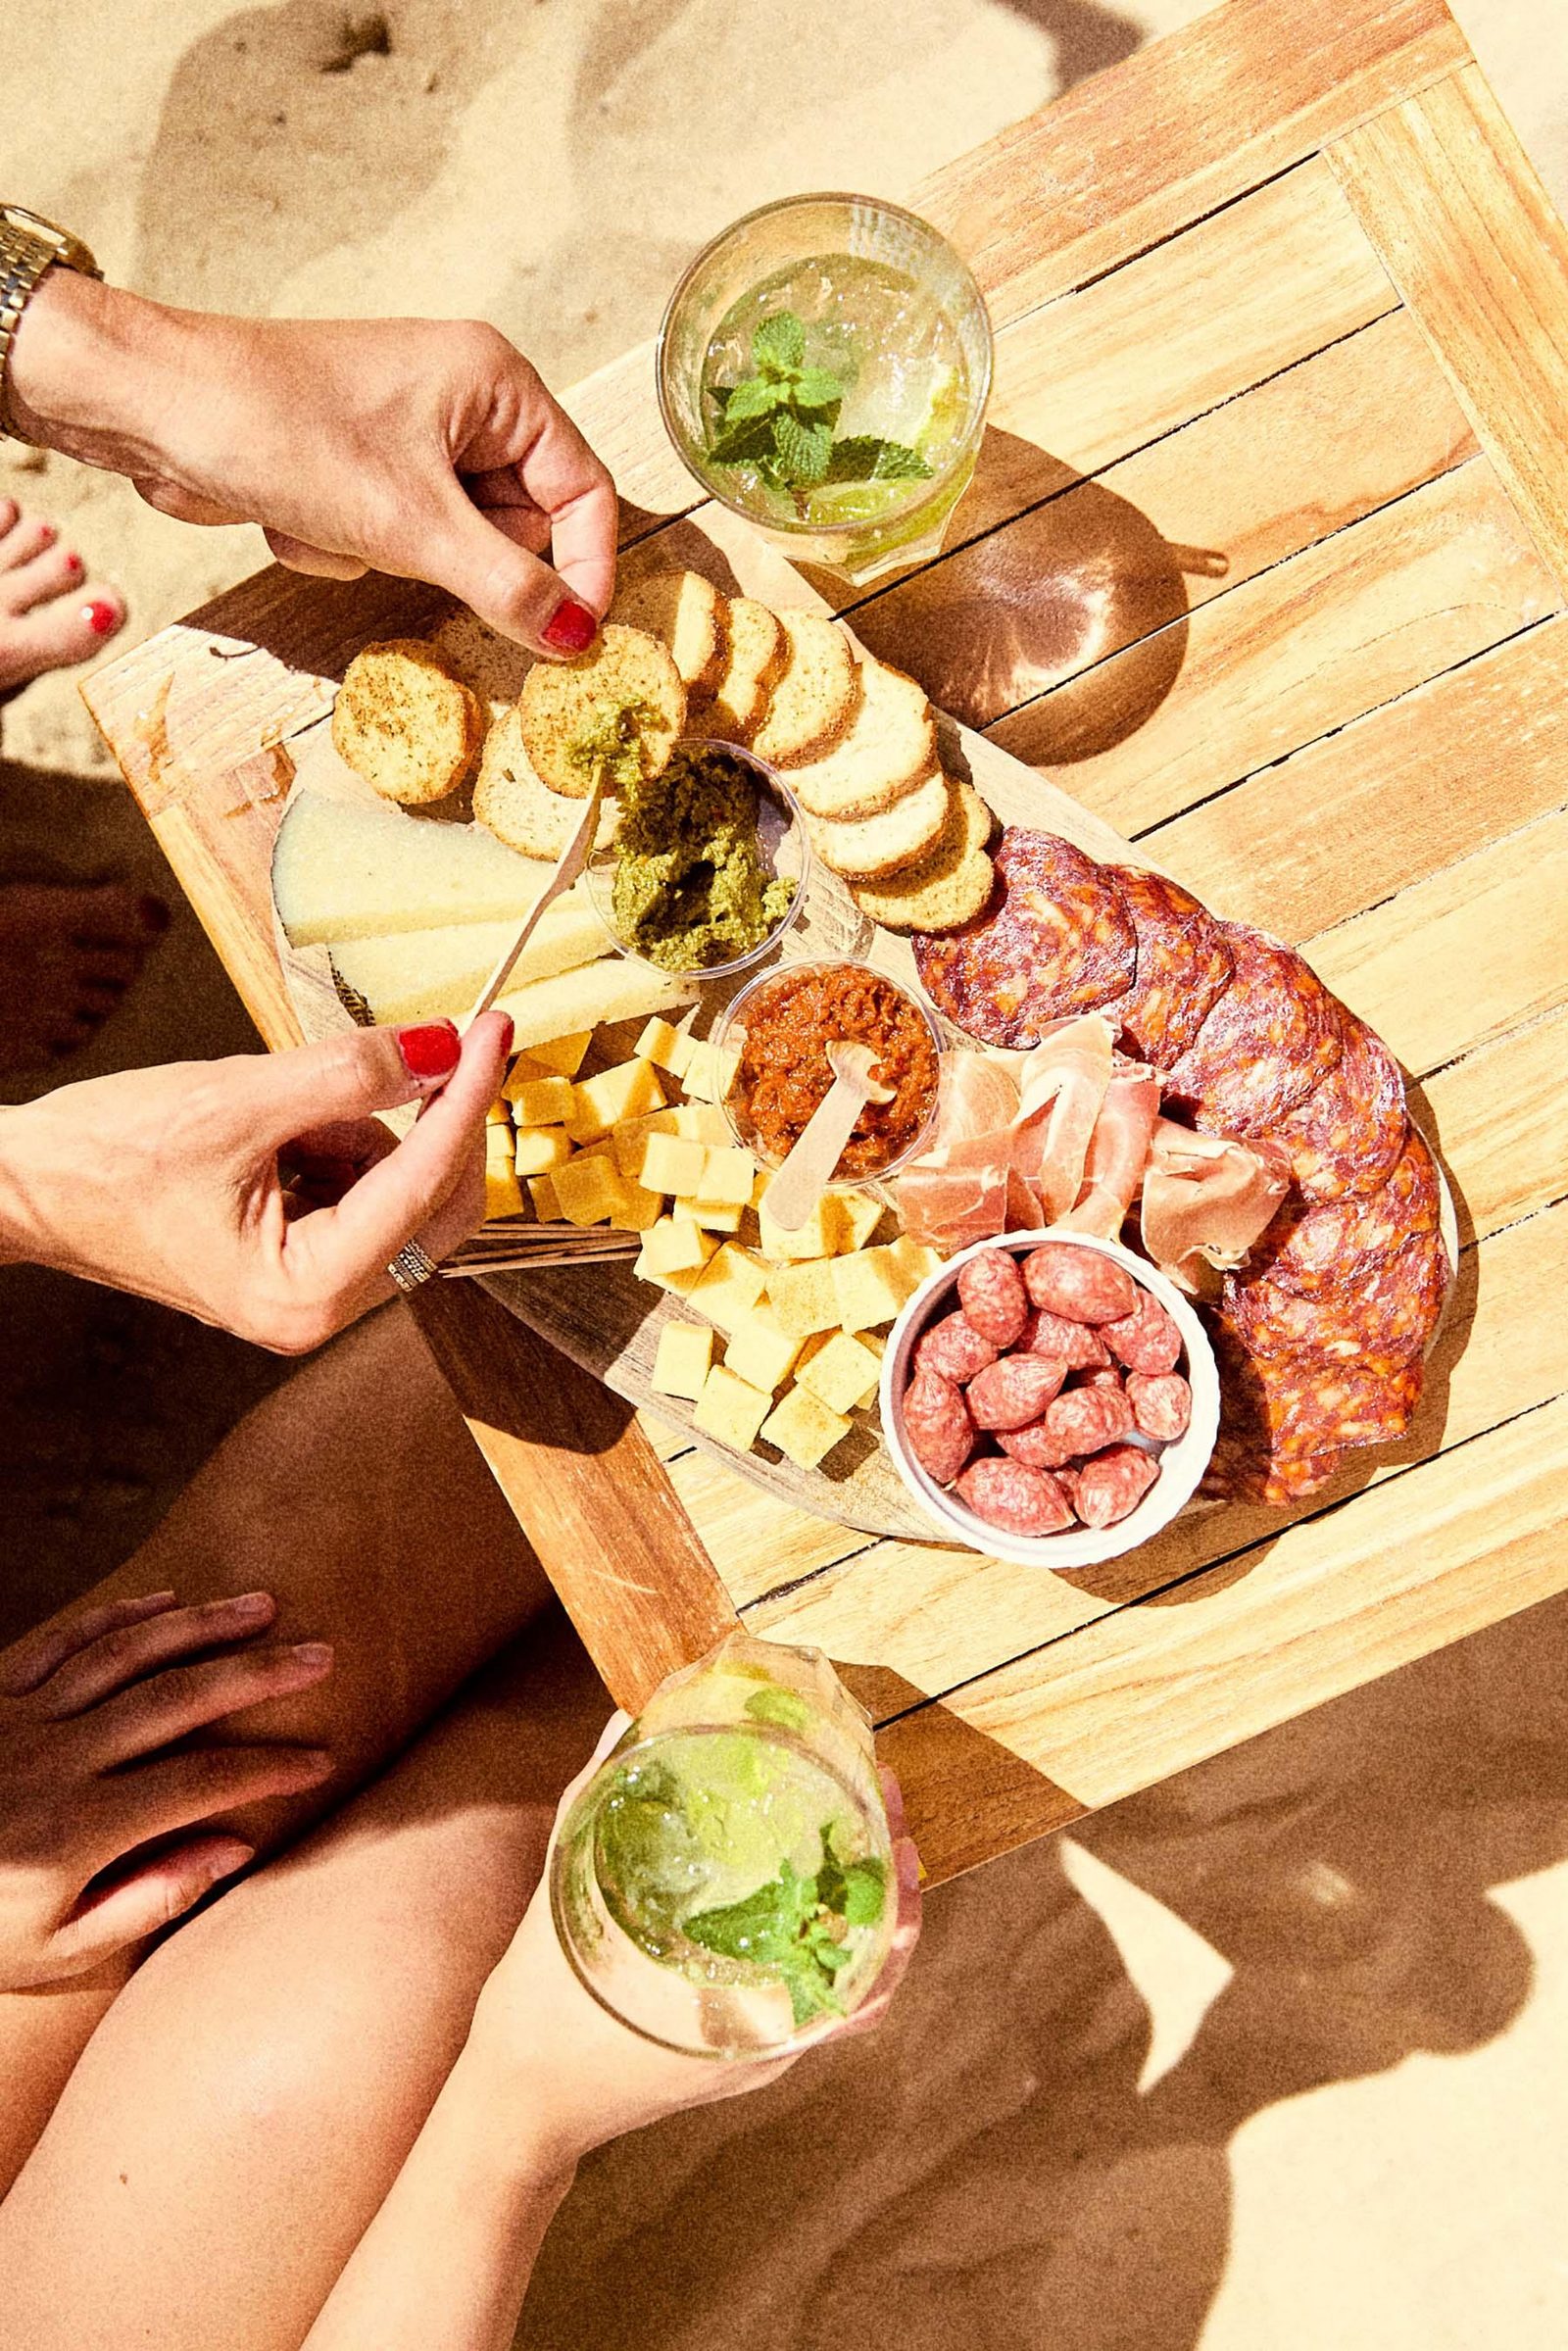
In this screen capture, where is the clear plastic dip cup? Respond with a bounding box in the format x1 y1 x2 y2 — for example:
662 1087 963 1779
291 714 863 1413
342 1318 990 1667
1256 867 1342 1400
550 1631 896 2059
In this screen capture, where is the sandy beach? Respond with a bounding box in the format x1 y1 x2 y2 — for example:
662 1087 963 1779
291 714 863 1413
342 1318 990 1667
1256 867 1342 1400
7 3 1568 2343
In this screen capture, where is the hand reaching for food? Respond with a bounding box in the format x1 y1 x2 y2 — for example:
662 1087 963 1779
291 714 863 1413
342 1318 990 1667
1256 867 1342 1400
0 1589 334 1990
0 1012 513 1351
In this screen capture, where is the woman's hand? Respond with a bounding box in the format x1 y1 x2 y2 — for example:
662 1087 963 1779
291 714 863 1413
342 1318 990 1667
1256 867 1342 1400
8 272 616 658
467 1717 923 2175
0 1012 512 1351
0 1588 334 1989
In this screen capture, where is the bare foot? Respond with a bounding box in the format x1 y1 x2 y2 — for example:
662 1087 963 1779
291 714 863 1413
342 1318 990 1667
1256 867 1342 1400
0 881 168 1070
0 498 124 701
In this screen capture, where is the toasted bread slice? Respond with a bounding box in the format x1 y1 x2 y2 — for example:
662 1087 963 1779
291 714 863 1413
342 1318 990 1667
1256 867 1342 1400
518 623 686 799
704 597 788 742
427 611 532 711
786 656 939 821
808 763 952 881
612 569 728 699
332 640 484 806
474 707 618 859
752 610 860 767
851 777 997 931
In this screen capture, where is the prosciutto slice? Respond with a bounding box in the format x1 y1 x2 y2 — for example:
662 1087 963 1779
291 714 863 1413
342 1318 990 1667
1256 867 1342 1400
896 1053 1019 1252
1062 1058 1161 1239
1008 1015 1116 1225
1140 1118 1292 1291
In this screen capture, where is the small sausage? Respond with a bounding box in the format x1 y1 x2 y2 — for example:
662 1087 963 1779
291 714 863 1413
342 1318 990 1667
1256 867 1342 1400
954 1456 1075 1537
1023 1307 1110 1371
999 1417 1075 1470
956 1249 1029 1347
900 1368 975 1486
1071 1444 1160 1528
967 1353 1068 1432
1022 1243 1138 1326
1041 1383 1137 1456
913 1311 998 1386
1127 1370 1192 1442
1102 1287 1184 1375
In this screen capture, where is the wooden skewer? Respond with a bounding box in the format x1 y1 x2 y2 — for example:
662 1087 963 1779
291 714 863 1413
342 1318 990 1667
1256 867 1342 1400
460 775 606 1030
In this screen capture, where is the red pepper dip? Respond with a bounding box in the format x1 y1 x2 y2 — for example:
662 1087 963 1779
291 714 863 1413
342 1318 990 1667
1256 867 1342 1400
729 963 941 1176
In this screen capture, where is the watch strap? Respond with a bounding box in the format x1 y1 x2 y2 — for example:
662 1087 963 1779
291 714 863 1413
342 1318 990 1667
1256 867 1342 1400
0 207 102 440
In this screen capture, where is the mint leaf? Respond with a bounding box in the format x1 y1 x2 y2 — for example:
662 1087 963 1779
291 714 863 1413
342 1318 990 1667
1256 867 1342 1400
840 1857 887 1929
753 310 806 376
772 411 833 489
790 366 845 414
721 375 788 425
744 1687 812 1733
824 435 933 484
685 1859 815 1966
709 411 782 466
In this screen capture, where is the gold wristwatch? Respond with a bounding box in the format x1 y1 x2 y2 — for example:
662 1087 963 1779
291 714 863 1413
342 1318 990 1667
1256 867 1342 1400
0 205 103 438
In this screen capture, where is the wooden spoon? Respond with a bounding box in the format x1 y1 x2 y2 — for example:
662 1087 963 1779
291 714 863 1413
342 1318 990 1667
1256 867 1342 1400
763 1039 895 1232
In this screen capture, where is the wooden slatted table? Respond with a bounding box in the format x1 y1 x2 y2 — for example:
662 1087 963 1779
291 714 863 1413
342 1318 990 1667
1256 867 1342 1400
82 0 1568 1886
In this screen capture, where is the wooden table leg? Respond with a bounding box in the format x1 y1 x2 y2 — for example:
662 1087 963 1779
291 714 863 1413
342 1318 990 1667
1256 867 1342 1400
409 1281 738 1712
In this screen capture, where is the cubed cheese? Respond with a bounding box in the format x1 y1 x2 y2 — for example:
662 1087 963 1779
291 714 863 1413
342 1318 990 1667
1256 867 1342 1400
610 1178 663 1232
509 1029 590 1081
486 1097 512 1127
551 1154 627 1227
526 1173 560 1222
508 1073 576 1127
610 1108 682 1182
761 1385 854 1471
484 1163 524 1220
669 1102 731 1145
693 1363 773 1453
651 1320 714 1400
887 1234 944 1295
722 1305 806 1396
566 1058 666 1144
835 1192 886 1252
634 1016 687 1071
764 1257 845 1339
687 1242 768 1336
673 1196 745 1235
756 1196 843 1261
638 1132 708 1197
681 1039 741 1103
513 1126 575 1177
632 1251 707 1298
696 1145 756 1206
796 1330 882 1415
639 1216 717 1276
829 1245 911 1332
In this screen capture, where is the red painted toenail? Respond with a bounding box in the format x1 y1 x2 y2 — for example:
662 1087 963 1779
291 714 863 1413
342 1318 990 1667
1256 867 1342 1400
542 599 597 656
83 600 121 638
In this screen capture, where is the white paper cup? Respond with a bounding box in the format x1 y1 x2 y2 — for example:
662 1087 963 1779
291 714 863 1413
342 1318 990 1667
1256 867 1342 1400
879 1229 1221 1570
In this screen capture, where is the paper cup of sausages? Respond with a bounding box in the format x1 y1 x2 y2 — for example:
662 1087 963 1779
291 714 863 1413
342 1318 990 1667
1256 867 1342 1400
880 1231 1221 1570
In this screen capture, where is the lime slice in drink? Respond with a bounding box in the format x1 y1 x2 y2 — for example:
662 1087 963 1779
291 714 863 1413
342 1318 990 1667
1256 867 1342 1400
914 362 965 462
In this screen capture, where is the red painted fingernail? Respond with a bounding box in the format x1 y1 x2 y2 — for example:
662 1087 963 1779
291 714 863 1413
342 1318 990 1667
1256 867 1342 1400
83 599 121 638
63 550 82 576
138 893 171 932
397 1019 462 1079
542 599 597 655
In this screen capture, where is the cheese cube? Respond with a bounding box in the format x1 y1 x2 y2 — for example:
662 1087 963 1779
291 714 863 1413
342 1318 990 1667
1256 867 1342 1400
484 1163 524 1220
526 1173 561 1222
693 1363 773 1453
687 1242 768 1336
651 1320 714 1400
670 1102 731 1145
756 1196 843 1261
519 1030 592 1079
486 1097 512 1127
682 1039 741 1102
551 1154 628 1227
722 1305 806 1396
611 1108 682 1182
796 1330 882 1415
635 1016 688 1072
696 1145 756 1206
640 1216 717 1276
633 1250 707 1298
662 1022 697 1080
572 1136 616 1162
566 1057 666 1144
638 1132 708 1197
764 1257 844 1339
761 1385 854 1471
486 1123 517 1163
829 1244 912 1332
673 1196 745 1235
610 1178 663 1232
888 1234 943 1293
508 1073 576 1128
836 1191 886 1252
513 1126 575 1177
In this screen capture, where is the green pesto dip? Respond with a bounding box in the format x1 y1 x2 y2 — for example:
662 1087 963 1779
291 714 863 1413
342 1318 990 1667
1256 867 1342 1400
567 699 664 791
610 746 796 972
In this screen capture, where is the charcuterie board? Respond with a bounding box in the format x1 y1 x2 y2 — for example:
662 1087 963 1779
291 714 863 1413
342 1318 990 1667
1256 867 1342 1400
270 514 1457 1543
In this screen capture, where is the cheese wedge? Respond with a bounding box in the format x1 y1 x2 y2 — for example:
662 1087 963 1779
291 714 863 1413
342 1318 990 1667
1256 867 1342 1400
492 958 695 1053
272 790 551 946
325 887 605 1024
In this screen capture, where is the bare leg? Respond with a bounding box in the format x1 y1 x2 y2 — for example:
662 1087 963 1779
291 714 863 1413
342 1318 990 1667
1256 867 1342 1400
0 1300 560 2188
0 1611 606 2351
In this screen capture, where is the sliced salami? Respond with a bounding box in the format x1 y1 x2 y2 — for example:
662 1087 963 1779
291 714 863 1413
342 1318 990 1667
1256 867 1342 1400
1257 1127 1440 1298
1273 1012 1408 1201
1163 926 1345 1135
1211 1325 1423 1460
1225 1225 1449 1366
1201 1434 1346 1505
1101 864 1235 1066
913 829 1137 1048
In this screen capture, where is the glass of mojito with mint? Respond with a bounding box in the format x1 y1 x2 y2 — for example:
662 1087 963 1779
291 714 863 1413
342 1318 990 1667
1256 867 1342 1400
550 1631 897 2058
658 193 993 586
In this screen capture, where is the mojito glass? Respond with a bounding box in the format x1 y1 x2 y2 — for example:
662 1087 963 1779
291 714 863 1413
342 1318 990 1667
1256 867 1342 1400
658 194 993 585
551 1632 896 2058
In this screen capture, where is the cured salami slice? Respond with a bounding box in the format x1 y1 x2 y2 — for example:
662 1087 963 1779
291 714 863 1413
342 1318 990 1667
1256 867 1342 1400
913 829 1137 1048
1101 865 1235 1065
1224 1225 1449 1366
1209 1324 1423 1464
1163 927 1345 1135
1201 1434 1346 1504
1257 1128 1440 1298
1272 1012 1408 1201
